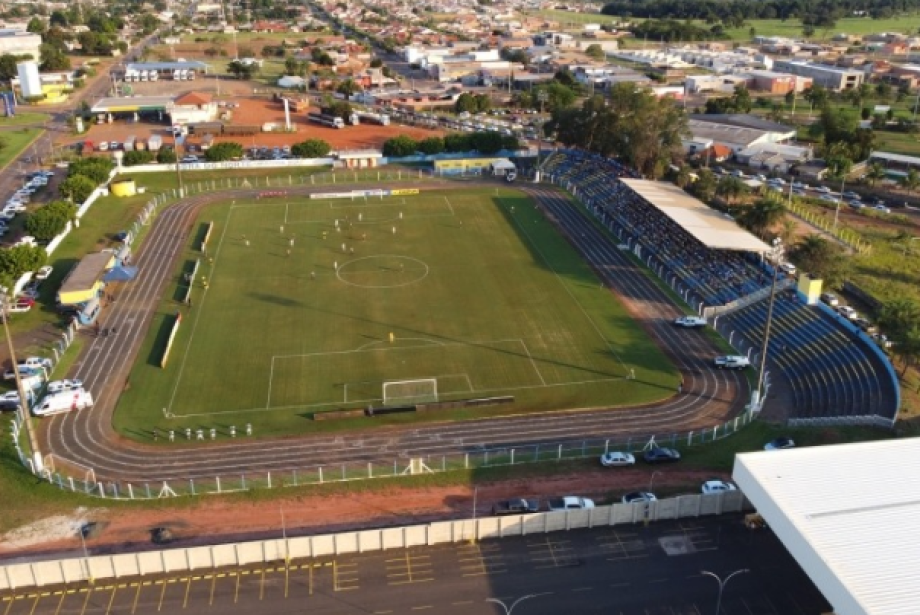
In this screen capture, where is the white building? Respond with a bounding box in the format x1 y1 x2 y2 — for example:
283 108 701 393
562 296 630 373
16 61 40 98
0 29 41 60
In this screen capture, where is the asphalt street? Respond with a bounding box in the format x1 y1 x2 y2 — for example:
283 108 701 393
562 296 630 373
0 516 830 615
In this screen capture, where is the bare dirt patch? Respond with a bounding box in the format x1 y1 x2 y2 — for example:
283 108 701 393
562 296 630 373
0 469 722 558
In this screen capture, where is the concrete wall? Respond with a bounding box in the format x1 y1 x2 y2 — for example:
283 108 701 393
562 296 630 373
0 492 745 591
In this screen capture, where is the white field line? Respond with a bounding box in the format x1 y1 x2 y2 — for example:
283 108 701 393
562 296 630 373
443 196 455 215
266 355 276 408
165 203 234 414
271 338 528 360
520 339 547 386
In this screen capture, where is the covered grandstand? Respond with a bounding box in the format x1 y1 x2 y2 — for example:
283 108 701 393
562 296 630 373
540 149 898 424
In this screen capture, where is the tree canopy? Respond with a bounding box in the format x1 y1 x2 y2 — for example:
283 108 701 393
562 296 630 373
24 200 76 241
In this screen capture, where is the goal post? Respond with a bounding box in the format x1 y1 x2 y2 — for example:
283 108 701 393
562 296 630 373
382 379 438 406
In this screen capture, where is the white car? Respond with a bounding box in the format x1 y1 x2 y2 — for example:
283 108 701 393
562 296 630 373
713 355 751 370
780 262 797 275
837 305 858 320
46 379 83 394
873 204 891 214
814 186 832 194
621 491 657 504
819 194 839 203
547 496 595 511
35 266 52 280
702 480 737 495
599 452 635 467
820 292 839 307
674 315 707 328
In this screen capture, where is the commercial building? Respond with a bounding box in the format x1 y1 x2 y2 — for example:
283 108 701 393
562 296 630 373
745 70 812 94
771 59 863 91
0 29 41 60
57 252 116 306
683 115 797 156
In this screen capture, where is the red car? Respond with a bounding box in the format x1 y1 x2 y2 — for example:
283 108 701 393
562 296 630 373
15 297 35 308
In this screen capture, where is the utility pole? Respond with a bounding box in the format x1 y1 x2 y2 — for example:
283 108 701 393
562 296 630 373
1 298 43 472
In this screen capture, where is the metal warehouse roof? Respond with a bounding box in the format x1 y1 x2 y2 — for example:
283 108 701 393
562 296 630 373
620 178 772 253
90 96 174 113
868 150 920 166
734 438 920 615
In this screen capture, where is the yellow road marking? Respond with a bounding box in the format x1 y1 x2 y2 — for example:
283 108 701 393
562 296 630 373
131 582 143 615
209 575 217 606
183 576 192 609
157 578 168 612
389 579 434 586
105 586 118 615
3 594 16 615
28 593 41 615
53 591 67 615
79 587 93 615
259 568 265 601
234 572 241 604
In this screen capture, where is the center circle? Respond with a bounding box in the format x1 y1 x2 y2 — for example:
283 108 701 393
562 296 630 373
335 255 429 288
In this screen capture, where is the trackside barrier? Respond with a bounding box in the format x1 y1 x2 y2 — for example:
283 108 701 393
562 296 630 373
31 410 756 501
0 492 745 591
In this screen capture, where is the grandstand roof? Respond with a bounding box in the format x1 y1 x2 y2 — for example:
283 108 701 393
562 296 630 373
734 438 920 615
620 178 772 253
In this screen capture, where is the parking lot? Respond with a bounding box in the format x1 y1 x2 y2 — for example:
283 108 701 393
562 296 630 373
0 516 830 615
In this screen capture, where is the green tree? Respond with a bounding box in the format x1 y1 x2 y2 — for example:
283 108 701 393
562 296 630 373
789 235 849 288
899 168 920 195
716 175 750 204
335 78 361 101
443 132 472 152
877 298 920 375
0 244 46 289
58 175 97 204
204 142 243 162
291 139 331 158
0 55 18 80
68 157 114 184
39 43 70 70
416 136 445 155
455 92 477 114
865 162 887 187
227 60 258 79
584 44 605 60
26 17 45 35
469 131 504 155
803 84 829 110
122 150 154 166
24 200 76 241
157 147 177 163
732 84 752 113
737 197 785 238
382 134 417 157
690 170 718 201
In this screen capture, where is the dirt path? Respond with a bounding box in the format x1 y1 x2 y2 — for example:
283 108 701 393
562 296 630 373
0 468 723 559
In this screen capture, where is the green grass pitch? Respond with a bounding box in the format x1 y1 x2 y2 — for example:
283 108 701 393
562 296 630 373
113 187 678 438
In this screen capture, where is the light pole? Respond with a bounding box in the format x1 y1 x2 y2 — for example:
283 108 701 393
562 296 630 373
754 260 780 411
1 296 42 472
486 594 543 615
534 89 548 181
648 470 661 493
700 569 749 615
832 165 847 234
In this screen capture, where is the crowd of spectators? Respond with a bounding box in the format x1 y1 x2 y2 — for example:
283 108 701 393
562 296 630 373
542 150 769 307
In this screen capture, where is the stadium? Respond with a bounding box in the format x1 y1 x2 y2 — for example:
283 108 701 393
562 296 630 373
39 152 898 486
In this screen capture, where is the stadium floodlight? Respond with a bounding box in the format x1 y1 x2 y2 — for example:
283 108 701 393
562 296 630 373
382 379 438 406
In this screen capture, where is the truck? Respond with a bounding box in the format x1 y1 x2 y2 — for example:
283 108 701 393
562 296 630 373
172 69 182 80
307 112 345 129
124 136 136 152
187 69 196 81
147 134 162 152
354 111 390 126
179 69 189 81
139 70 149 82
149 70 159 82
32 389 94 417
491 498 540 516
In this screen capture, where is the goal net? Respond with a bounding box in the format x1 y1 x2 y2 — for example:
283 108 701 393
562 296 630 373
382 379 438 406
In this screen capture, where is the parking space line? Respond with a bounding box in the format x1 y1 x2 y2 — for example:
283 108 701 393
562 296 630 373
131 581 143 615
452 601 473 606
3 595 15 615
105 585 118 615
157 580 168 612
209 575 217 607
386 551 434 585
457 543 506 577
53 591 68 615
182 576 192 609
27 593 41 615
79 587 93 615
333 560 359 591
411 606 433 610
234 572 241 604
307 564 313 596
259 568 265 601
284 563 290 599
527 538 579 569
597 529 648 561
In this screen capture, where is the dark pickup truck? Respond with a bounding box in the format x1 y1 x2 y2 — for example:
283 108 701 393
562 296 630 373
491 498 540 516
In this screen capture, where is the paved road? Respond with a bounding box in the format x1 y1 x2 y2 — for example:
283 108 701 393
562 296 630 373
0 517 830 614
39 180 747 482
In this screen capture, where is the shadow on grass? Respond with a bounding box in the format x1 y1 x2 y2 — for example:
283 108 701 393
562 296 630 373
146 312 180 367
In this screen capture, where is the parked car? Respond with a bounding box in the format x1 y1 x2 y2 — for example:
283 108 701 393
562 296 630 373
764 436 795 451
674 315 706 328
621 491 657 504
837 305 858 320
181 155 198 163
792 189 807 197
14 297 35 309
713 355 751 370
873 204 891 214
780 262 797 275
820 292 839 307
600 452 635 467
814 185 832 194
819 194 839 204
702 480 737 495
848 200 864 209
854 317 877 334
491 498 540 516
46 379 83 394
547 496 595 511
34 266 53 280
3 366 43 380
842 191 860 200
643 447 681 464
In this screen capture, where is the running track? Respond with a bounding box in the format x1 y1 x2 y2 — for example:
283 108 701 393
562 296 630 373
41 182 748 482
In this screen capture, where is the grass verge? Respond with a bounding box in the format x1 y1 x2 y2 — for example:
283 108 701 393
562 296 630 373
0 128 43 172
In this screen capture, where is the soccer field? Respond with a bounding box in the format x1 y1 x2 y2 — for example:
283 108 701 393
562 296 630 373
114 187 678 437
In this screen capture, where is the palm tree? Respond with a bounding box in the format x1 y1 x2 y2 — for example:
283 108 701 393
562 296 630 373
865 162 886 188
899 168 920 196
716 176 749 204
738 198 785 238
779 218 797 247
